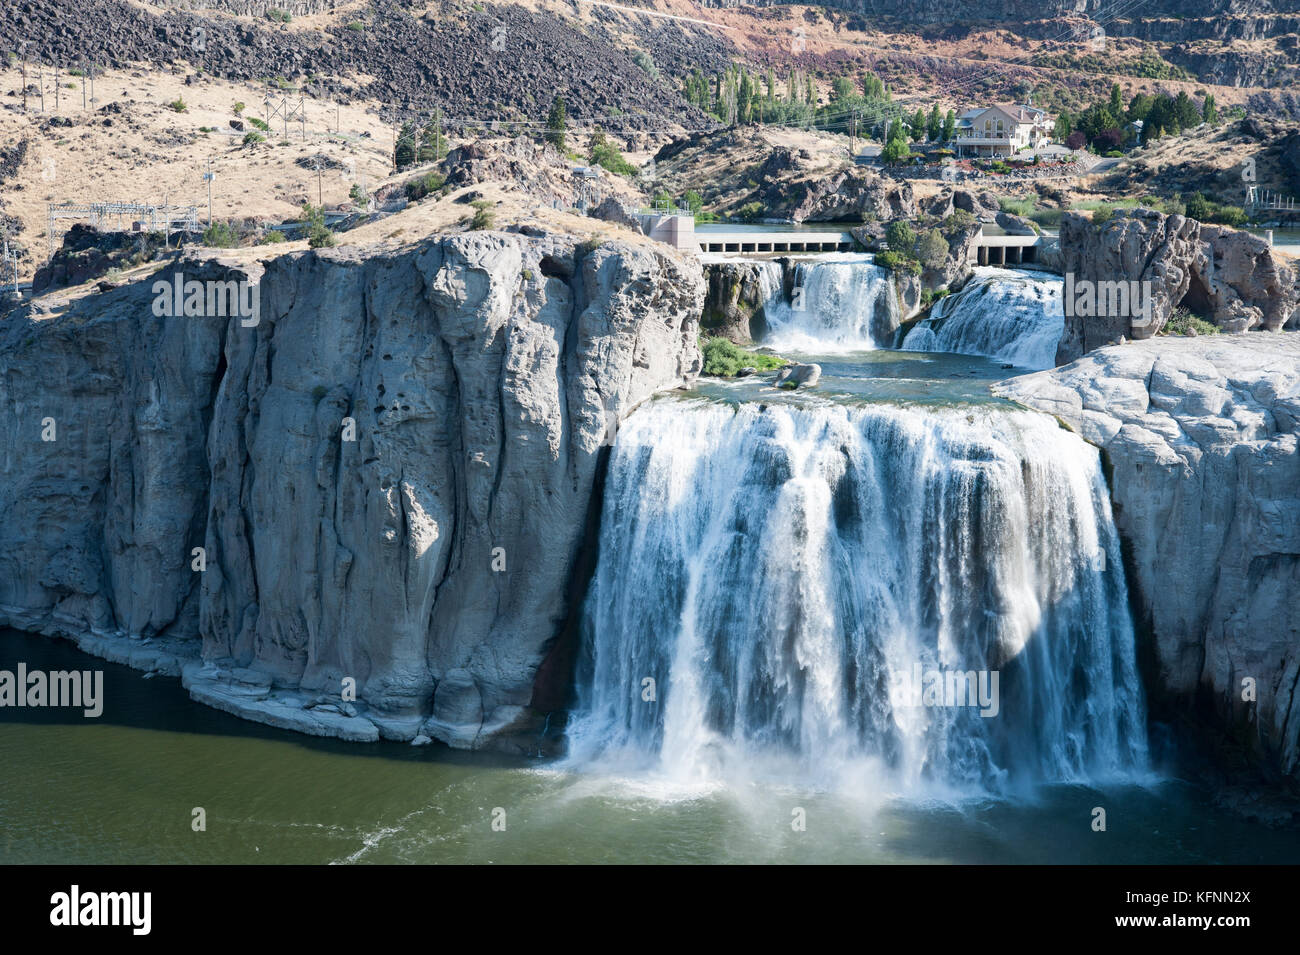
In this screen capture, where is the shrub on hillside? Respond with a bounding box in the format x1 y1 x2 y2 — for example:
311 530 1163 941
201 222 239 248
404 171 446 201
875 250 921 274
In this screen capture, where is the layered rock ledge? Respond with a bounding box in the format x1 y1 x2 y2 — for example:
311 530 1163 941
995 334 1300 777
0 230 704 752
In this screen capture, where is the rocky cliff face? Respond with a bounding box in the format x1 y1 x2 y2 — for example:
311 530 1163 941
1057 209 1298 364
702 259 778 343
996 335 1300 779
0 231 704 751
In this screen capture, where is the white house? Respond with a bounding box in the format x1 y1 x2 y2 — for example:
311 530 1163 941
954 104 1053 157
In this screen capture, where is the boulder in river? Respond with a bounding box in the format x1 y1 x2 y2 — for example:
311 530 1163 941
774 362 821 389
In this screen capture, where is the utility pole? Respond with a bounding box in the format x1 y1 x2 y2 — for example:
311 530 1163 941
20 42 27 112
81 60 86 109
203 159 215 226
54 61 59 112
313 160 322 207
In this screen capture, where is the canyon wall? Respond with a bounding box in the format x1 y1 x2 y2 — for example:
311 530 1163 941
0 231 704 750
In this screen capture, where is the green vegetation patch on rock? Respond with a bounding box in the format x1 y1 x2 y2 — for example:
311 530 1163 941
700 336 787 378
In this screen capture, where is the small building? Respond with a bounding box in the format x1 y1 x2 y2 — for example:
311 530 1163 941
636 211 696 251
954 104 1053 158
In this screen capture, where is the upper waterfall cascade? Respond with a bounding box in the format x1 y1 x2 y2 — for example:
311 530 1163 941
901 269 1065 371
759 253 900 352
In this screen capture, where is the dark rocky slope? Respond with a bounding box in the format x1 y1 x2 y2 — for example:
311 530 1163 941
0 0 727 127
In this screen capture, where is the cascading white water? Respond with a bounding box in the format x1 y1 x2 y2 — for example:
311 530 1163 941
754 259 784 314
761 253 898 352
901 268 1064 370
566 397 1148 795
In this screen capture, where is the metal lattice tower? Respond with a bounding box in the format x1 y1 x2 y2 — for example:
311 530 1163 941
265 86 308 140
45 202 202 260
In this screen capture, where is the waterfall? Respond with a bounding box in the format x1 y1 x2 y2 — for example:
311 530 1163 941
761 253 898 352
565 397 1148 795
755 259 784 314
901 269 1064 370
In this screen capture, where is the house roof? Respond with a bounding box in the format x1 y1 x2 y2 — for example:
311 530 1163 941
957 104 1049 127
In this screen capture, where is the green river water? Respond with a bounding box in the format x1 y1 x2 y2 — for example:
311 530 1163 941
3 628 1299 864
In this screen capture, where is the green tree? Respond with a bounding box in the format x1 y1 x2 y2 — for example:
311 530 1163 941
394 120 418 170
1185 191 1211 220
918 227 949 269
910 108 926 141
1144 95 1175 139
1108 83 1124 119
1127 93 1153 124
545 95 567 150
1173 91 1200 130
417 109 447 163
469 199 495 230
831 76 855 103
1053 111 1073 141
588 131 636 176
861 71 886 100
738 69 755 124
1077 103 1118 144
1202 92 1218 126
927 104 942 142
881 137 910 164
302 203 335 249
886 220 916 253
202 221 239 248
943 109 956 142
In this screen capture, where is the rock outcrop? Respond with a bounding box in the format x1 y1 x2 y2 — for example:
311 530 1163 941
1190 225 1298 333
0 230 704 752
442 139 630 213
774 362 821 389
33 224 179 295
701 259 778 344
995 211 1039 236
1057 209 1298 364
995 335 1300 778
754 161 916 223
